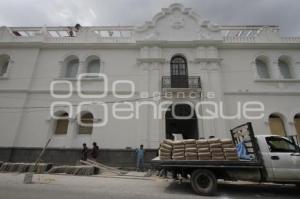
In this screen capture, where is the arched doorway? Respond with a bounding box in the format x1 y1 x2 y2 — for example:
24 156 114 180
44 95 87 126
170 55 188 88
78 112 94 135
269 114 286 136
165 104 199 139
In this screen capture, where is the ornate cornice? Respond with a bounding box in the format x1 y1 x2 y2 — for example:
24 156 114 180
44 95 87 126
137 58 165 65
194 58 223 63
0 4 300 47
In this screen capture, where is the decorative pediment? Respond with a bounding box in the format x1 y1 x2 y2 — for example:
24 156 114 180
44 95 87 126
134 4 222 41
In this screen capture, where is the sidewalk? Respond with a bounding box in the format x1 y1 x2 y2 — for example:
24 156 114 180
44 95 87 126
0 172 157 186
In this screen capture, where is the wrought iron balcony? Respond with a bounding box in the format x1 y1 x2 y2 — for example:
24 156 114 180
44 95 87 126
162 76 201 89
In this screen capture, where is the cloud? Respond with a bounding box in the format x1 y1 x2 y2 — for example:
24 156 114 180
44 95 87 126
0 0 299 36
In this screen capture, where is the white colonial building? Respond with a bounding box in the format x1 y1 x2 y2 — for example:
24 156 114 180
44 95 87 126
0 3 300 156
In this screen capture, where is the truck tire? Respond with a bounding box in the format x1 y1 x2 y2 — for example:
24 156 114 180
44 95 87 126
190 169 217 196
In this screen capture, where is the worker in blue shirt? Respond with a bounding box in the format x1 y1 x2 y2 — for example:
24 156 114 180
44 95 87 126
136 145 145 172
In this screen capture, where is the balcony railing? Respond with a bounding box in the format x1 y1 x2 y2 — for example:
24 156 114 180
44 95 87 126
162 76 201 89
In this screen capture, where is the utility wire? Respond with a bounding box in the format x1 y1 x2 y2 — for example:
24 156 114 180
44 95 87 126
0 95 164 112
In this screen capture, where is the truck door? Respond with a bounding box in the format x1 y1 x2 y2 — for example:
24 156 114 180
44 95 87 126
265 136 300 181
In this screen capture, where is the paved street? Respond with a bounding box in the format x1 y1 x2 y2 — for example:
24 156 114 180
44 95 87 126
0 173 299 199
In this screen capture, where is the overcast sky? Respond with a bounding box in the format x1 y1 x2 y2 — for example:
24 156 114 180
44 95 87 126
0 0 299 36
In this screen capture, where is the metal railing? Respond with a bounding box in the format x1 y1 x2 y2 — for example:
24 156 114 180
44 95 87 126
162 76 201 89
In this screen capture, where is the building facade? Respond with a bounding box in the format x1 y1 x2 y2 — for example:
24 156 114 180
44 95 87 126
0 4 300 164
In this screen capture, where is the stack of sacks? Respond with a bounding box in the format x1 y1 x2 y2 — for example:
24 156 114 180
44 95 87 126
184 139 197 160
196 139 211 160
159 140 173 160
208 138 225 160
172 140 185 160
221 139 239 161
221 138 235 148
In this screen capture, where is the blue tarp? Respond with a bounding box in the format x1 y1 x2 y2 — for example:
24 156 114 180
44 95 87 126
236 141 252 160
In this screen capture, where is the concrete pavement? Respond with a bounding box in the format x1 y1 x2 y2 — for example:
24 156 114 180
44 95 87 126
0 173 299 199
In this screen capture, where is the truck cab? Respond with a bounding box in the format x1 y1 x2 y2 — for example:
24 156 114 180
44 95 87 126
256 135 300 182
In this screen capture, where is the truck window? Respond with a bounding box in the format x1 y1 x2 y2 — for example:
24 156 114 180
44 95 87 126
266 136 298 153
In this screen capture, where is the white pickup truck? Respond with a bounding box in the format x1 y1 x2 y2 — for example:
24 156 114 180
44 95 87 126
151 122 300 196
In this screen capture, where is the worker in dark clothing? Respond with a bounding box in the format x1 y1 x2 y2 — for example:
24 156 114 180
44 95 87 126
136 145 145 172
91 142 99 160
81 143 88 161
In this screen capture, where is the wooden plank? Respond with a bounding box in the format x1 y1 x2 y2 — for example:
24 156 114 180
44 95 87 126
80 160 124 175
86 159 128 175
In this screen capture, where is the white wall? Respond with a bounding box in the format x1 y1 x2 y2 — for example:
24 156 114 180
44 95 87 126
1 3 300 149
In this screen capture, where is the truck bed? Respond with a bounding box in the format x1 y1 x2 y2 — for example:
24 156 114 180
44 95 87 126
152 123 265 170
151 157 264 169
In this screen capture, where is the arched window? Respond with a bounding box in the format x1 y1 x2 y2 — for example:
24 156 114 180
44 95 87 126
170 55 188 88
255 58 270 79
65 58 79 78
294 114 300 140
0 54 10 76
54 112 69 135
278 58 292 79
171 56 188 76
269 114 286 136
78 112 93 134
87 59 100 74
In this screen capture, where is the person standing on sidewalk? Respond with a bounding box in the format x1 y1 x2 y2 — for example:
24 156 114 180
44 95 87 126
136 145 145 172
91 142 99 160
81 143 88 161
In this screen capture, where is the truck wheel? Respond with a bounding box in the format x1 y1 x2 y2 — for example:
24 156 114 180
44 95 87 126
190 169 217 196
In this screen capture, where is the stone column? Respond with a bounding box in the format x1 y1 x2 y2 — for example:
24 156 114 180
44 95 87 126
272 60 286 89
147 63 161 148
272 60 282 79
137 63 150 148
207 62 227 138
198 62 215 138
65 118 76 147
137 45 163 148
77 61 86 75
